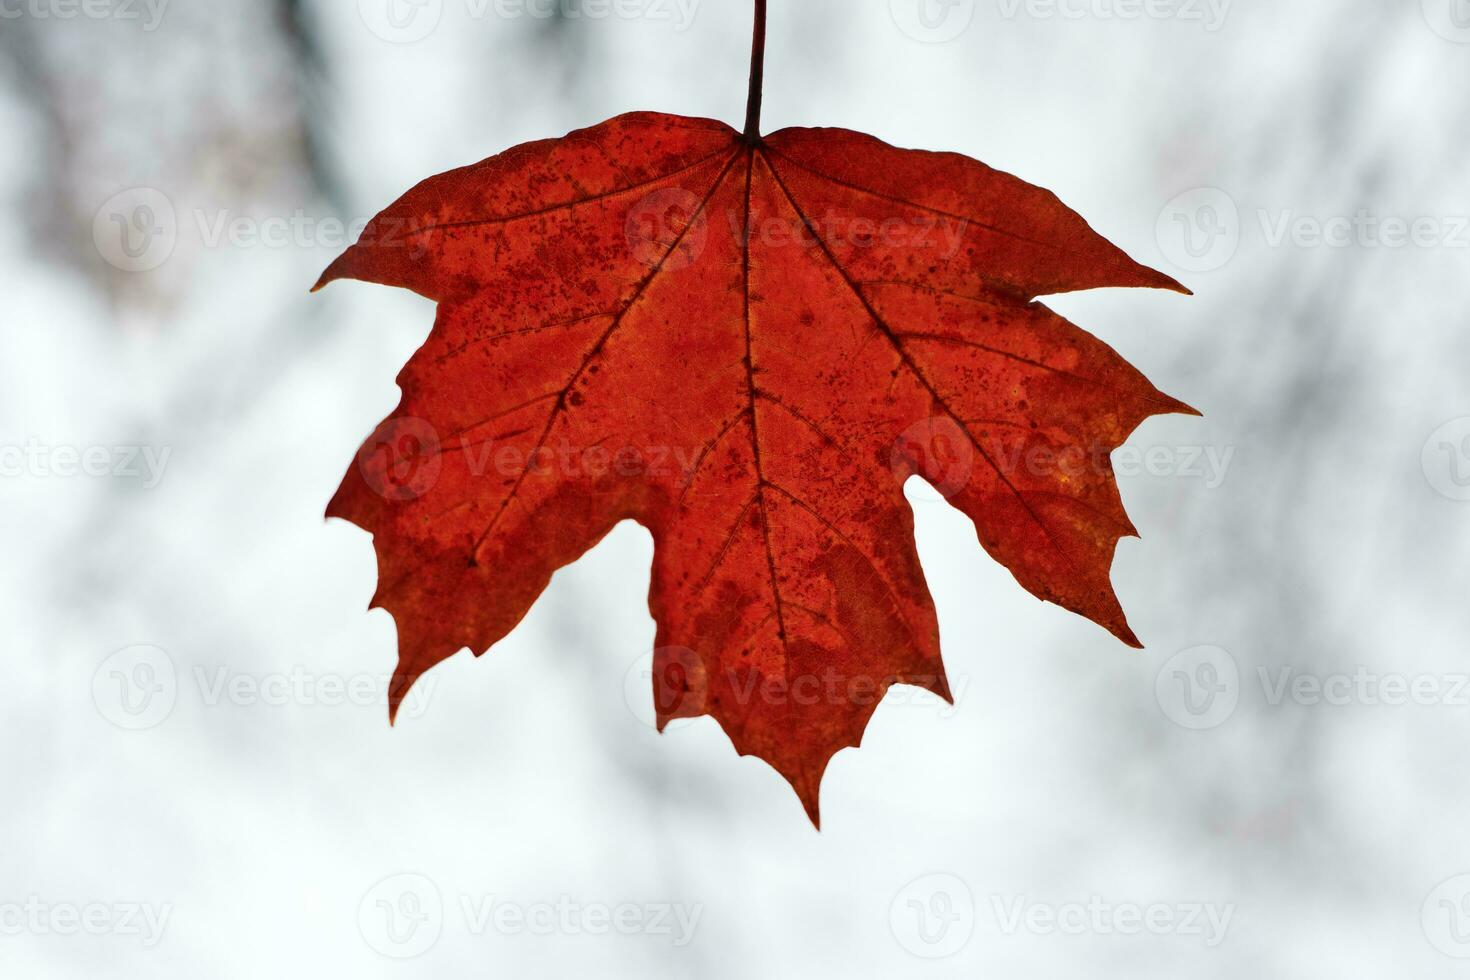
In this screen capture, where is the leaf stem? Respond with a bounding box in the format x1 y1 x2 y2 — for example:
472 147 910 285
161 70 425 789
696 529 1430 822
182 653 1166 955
743 0 767 142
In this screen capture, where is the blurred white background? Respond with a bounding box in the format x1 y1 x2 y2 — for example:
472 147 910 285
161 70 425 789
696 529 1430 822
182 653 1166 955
3 0 1469 976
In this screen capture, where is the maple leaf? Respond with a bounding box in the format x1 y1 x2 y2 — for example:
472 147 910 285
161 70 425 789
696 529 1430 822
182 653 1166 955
315 3 1194 826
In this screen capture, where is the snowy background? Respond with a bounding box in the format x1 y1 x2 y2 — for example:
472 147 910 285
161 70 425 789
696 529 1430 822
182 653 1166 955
3 0 1469 976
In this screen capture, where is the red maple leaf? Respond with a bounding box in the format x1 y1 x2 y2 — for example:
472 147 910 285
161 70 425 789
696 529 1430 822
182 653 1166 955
316 1 1195 825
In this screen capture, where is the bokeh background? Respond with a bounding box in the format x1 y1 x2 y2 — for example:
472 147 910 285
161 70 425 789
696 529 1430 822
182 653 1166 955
3 0 1469 976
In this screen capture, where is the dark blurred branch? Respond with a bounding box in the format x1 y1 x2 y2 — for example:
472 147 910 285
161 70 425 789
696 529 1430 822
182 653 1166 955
275 0 341 210
0 22 76 269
